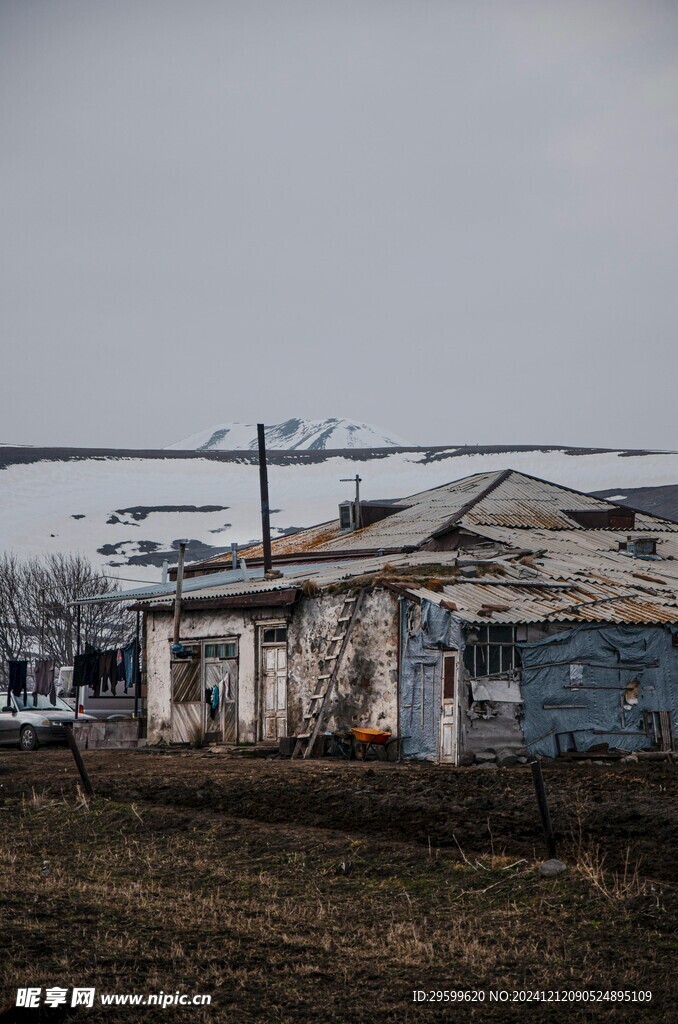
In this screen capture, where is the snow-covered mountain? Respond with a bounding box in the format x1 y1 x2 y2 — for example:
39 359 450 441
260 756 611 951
166 418 411 452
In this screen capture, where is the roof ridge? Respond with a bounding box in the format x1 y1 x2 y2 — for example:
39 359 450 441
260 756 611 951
427 469 514 541
484 467 678 527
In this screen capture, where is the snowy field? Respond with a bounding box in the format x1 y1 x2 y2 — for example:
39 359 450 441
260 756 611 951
3 445 678 582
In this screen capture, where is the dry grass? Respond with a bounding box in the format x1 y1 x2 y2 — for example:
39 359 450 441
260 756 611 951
0 754 676 1022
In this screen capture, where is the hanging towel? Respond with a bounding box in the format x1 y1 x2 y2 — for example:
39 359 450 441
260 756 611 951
210 683 220 719
73 645 100 694
123 641 137 692
99 650 117 695
34 659 55 696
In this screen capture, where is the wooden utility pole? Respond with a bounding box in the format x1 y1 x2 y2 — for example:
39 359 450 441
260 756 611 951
257 424 273 574
172 541 187 645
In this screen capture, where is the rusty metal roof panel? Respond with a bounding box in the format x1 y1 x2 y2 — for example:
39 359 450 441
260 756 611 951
457 473 678 531
136 551 461 607
405 581 678 625
404 563 678 624
282 469 678 557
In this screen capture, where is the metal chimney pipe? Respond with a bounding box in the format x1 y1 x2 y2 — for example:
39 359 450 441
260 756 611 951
231 542 238 570
257 424 273 574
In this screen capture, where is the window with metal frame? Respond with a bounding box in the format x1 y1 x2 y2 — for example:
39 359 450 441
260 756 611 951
463 624 526 677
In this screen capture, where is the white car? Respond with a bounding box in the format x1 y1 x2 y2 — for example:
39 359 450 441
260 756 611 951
0 691 95 751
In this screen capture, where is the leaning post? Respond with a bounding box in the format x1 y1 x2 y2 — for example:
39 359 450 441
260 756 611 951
64 722 95 798
530 759 557 859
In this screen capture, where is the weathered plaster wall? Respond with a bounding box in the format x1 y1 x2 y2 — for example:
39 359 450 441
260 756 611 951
145 589 399 745
287 588 399 735
145 607 258 744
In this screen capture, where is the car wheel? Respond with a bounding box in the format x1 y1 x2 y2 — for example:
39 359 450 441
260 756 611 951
20 725 38 751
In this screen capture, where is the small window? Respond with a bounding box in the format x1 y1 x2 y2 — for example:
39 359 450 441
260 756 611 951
205 642 238 659
339 503 353 530
463 624 519 678
262 627 287 644
488 625 513 644
443 656 456 700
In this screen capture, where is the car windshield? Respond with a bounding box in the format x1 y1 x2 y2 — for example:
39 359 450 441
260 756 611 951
2 693 73 713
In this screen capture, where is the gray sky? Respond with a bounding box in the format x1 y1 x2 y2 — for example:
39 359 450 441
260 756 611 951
1 0 677 450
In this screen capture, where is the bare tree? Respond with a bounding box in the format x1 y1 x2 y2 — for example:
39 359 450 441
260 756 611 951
0 552 29 663
0 553 134 682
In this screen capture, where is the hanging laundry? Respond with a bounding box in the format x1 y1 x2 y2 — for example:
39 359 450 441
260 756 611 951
8 661 28 703
34 659 54 696
99 650 117 695
123 641 138 692
73 645 100 695
34 659 56 705
115 648 126 684
210 683 220 719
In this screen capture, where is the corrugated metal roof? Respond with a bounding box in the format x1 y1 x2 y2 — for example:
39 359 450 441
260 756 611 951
261 470 678 557
76 559 374 606
405 579 678 624
76 469 678 626
188 469 678 571
94 552 460 607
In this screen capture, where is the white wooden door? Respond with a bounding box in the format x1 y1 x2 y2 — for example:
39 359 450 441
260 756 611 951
262 644 287 740
439 653 457 763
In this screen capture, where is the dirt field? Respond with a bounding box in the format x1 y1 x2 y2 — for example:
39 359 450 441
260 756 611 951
1 748 676 1022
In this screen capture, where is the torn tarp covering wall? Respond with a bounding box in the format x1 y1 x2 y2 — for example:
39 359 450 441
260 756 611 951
519 624 678 758
399 598 463 759
471 678 523 703
420 599 464 649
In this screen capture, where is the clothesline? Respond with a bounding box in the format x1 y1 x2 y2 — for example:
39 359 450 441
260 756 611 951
6 658 57 705
73 641 139 696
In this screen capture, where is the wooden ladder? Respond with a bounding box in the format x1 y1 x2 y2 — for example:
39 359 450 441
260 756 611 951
291 589 365 759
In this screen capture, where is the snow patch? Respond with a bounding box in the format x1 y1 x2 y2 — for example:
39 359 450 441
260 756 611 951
3 446 678 582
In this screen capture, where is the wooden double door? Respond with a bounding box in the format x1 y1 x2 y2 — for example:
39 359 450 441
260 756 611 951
171 640 238 745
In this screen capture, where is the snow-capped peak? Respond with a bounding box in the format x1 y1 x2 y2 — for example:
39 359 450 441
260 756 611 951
166 418 411 452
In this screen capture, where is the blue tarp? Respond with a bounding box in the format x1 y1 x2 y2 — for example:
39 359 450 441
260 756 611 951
399 599 464 759
519 624 678 757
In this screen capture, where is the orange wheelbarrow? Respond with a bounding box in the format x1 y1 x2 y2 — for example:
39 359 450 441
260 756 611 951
351 727 400 761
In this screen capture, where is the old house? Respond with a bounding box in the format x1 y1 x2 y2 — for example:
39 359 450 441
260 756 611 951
96 470 678 762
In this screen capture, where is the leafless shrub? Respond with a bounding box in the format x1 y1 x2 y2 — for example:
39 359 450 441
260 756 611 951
575 843 649 902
